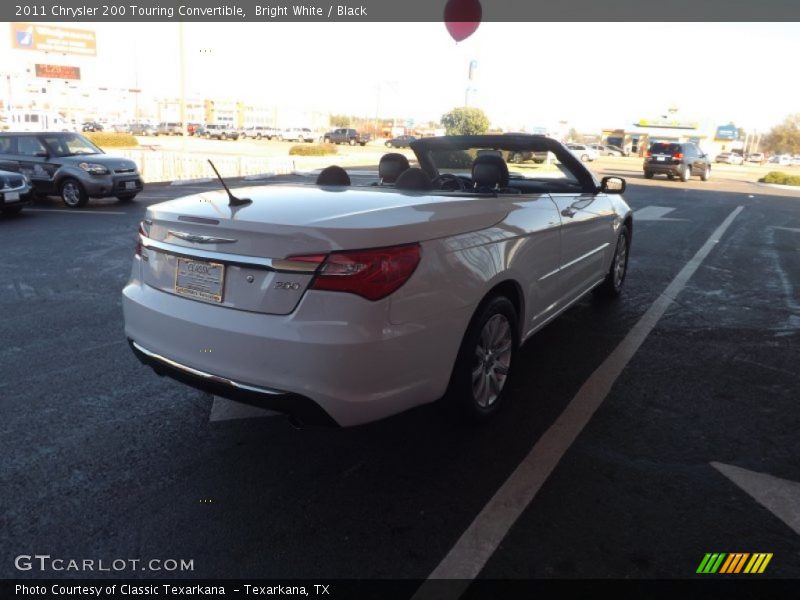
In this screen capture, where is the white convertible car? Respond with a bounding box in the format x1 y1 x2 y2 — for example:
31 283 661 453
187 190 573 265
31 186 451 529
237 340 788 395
123 135 632 427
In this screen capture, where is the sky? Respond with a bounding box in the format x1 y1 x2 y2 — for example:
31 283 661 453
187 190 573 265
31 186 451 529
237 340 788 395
5 21 800 132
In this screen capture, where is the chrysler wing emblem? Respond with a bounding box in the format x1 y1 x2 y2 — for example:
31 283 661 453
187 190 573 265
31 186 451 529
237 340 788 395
168 230 237 244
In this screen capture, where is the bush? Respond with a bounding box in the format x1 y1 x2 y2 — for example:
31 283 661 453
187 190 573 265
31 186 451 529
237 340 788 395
288 143 338 156
84 132 139 148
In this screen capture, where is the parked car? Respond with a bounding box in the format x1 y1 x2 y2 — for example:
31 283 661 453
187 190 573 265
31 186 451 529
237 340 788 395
129 122 156 136
241 125 278 140
0 168 33 215
792 155 800 166
715 152 744 165
768 154 792 166
81 121 103 132
566 143 598 162
155 122 183 136
281 127 316 143
197 123 239 140
588 144 623 157
746 152 766 164
323 128 373 146
0 131 143 207
606 144 630 157
385 135 417 148
644 142 711 181
123 134 632 427
186 123 201 136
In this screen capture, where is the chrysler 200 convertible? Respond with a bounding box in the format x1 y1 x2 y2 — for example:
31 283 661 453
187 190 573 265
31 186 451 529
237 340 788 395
122 135 632 427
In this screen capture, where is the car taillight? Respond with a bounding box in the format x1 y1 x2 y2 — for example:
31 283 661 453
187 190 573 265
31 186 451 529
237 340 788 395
288 244 421 301
645 151 651 157
135 220 150 257
672 153 684 160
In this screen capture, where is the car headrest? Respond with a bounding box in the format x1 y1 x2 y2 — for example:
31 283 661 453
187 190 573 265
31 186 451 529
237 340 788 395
316 165 351 186
395 167 432 192
472 154 509 189
378 153 410 184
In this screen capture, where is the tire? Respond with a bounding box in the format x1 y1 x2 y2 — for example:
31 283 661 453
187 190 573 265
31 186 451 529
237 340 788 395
60 178 88 208
644 171 654 179
581 154 589 162
680 165 691 182
445 295 518 422
116 194 137 202
360 142 366 146
701 166 710 181
1 205 24 216
667 174 675 180
349 138 356 146
385 141 392 147
595 224 630 298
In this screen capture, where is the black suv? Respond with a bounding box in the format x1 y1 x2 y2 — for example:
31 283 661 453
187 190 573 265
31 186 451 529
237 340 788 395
643 142 711 182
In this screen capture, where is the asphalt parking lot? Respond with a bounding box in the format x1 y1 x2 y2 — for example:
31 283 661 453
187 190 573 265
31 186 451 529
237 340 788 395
1 167 799 591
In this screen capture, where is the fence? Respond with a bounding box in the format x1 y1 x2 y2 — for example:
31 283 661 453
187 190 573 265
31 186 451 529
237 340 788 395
113 149 296 183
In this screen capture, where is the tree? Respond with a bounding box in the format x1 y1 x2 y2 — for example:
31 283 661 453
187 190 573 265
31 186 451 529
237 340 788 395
763 114 800 155
441 107 490 136
329 114 351 127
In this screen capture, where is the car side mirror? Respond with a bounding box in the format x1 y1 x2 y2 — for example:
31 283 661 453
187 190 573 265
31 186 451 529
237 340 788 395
600 176 626 194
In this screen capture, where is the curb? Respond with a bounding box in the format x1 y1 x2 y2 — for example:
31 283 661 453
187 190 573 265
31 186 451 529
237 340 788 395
170 178 214 186
753 182 800 193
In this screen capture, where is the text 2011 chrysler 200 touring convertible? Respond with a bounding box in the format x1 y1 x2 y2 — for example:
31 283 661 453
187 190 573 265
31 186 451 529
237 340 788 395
122 135 632 427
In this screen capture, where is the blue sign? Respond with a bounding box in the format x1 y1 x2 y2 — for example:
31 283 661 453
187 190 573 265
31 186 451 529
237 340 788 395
715 124 738 141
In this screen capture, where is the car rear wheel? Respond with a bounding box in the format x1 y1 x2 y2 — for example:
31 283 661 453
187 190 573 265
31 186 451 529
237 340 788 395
349 138 356 146
60 178 88 208
445 295 518 422
701 166 711 181
581 154 589 162
680 165 691 182
595 224 630 298
644 171 654 179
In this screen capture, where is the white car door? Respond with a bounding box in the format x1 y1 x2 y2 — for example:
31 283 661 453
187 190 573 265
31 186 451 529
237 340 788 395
548 191 617 305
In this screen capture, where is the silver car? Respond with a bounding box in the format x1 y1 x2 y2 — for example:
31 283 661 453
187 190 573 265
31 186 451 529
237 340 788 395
0 132 143 208
123 135 632 427
0 168 33 215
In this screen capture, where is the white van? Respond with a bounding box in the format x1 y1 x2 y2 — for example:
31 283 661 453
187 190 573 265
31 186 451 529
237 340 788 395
5 111 75 132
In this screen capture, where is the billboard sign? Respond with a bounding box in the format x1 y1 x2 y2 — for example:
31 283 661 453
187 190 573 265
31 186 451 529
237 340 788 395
10 23 96 56
35 64 81 80
715 124 739 141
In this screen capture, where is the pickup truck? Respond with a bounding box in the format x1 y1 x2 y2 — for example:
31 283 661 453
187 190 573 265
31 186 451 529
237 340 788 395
323 128 373 146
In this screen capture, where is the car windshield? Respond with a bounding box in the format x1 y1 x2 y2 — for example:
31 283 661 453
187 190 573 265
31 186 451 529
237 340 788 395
41 133 103 157
650 143 682 154
419 137 588 191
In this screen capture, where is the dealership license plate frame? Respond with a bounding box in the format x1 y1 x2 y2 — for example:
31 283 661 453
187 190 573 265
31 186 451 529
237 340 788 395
2 191 20 202
124 180 137 190
175 257 225 303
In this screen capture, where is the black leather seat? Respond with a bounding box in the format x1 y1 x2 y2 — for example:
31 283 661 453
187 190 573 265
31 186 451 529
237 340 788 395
316 165 351 186
377 153 410 184
395 167 433 191
471 154 510 192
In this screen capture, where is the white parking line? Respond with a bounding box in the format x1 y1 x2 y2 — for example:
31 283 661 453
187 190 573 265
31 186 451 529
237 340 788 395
411 205 745 599
712 462 800 536
634 206 688 221
25 209 127 215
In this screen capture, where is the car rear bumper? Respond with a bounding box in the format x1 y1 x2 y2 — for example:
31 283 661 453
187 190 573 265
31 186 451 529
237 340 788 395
644 162 682 175
128 339 337 427
122 262 469 427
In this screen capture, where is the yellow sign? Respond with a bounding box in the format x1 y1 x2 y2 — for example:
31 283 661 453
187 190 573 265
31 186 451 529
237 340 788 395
10 23 96 56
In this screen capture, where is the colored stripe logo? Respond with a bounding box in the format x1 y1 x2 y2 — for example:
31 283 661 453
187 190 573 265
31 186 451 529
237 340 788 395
696 553 773 574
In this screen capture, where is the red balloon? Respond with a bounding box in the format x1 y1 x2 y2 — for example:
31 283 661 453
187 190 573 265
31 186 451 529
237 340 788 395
444 0 482 42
